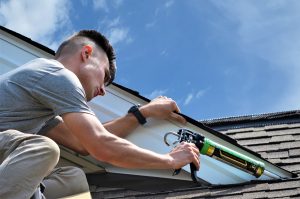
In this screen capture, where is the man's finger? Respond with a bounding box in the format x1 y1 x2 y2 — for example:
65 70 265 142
171 100 181 113
170 112 187 124
192 144 200 155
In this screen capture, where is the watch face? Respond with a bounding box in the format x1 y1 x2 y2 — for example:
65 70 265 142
129 105 138 113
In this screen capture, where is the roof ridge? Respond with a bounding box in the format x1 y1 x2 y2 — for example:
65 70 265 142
202 110 300 123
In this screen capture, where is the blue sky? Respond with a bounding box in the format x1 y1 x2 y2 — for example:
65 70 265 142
1 0 300 120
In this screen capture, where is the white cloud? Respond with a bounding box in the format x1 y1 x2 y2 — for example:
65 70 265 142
196 90 206 98
165 0 174 8
145 20 156 29
92 0 123 11
107 27 131 46
160 50 168 56
80 0 88 6
184 93 193 106
183 88 207 106
99 17 132 46
0 0 71 48
92 0 108 12
210 0 300 112
146 1 173 29
112 0 124 8
108 17 120 28
146 89 168 99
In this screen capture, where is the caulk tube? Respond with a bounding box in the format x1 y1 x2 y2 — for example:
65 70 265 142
200 138 265 177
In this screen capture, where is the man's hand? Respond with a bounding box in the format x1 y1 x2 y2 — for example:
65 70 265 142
167 142 200 170
140 96 186 124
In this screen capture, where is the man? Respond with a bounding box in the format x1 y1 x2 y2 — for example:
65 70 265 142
0 30 200 198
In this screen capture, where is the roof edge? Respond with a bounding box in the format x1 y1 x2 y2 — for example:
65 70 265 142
0 26 55 55
202 110 300 131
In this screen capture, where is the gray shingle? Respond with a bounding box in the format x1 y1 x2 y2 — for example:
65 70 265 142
267 151 289 159
268 158 282 164
286 123 300 128
242 191 268 199
267 128 300 136
247 144 280 153
289 149 300 157
246 145 268 153
242 183 270 192
238 138 271 146
281 158 300 164
225 128 255 135
166 189 211 199
231 131 268 140
294 135 300 141
269 179 300 190
210 186 245 196
280 141 300 150
136 194 168 199
275 197 291 199
267 189 299 198
259 152 268 159
281 164 300 173
264 124 289 131
214 194 244 199
270 135 294 143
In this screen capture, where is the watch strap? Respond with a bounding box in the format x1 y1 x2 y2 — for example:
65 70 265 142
128 105 147 125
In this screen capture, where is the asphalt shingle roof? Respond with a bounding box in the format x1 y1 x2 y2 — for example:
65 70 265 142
89 112 300 199
223 123 300 175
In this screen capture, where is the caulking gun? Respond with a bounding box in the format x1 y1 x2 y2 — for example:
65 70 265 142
164 129 265 183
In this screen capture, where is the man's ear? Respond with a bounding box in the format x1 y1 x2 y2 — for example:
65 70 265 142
81 45 93 60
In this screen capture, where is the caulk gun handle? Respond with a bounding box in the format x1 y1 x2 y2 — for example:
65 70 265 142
173 164 198 183
189 135 204 183
173 168 181 176
190 163 198 183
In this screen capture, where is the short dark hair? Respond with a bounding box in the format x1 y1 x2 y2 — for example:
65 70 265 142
56 30 116 86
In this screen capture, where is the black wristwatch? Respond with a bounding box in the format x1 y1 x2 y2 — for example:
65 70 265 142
128 104 147 125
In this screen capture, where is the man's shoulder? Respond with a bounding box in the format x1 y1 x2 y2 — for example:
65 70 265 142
28 58 77 81
29 58 64 71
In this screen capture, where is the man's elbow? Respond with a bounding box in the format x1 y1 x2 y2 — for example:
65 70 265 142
69 145 90 156
77 149 90 156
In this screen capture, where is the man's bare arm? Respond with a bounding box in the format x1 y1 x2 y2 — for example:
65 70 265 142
62 112 199 170
43 97 186 156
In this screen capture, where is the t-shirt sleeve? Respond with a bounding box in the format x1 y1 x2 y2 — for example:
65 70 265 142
38 116 63 135
30 68 95 116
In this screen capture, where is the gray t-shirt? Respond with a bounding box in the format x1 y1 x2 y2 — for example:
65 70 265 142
0 58 94 134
